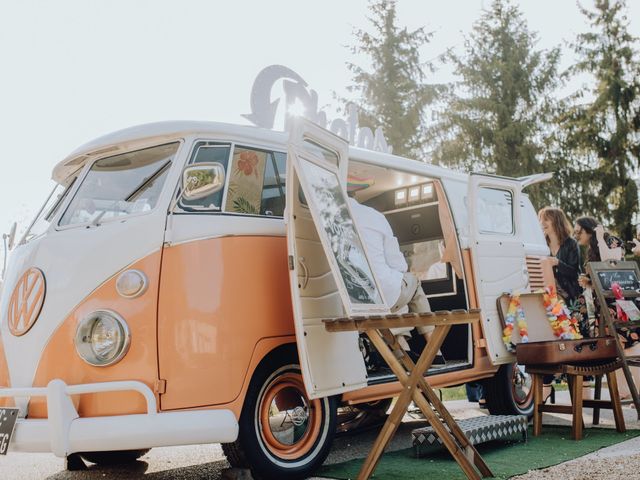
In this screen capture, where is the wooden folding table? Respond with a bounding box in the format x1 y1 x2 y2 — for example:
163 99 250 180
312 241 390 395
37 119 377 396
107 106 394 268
323 309 493 480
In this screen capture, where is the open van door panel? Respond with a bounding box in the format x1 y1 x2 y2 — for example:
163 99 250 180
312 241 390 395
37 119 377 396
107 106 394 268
518 172 554 188
286 120 384 399
468 173 527 365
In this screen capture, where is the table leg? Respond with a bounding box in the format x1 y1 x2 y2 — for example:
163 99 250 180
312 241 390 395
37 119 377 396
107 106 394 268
572 375 583 440
606 370 626 433
368 328 483 480
533 374 543 436
381 330 493 478
593 374 602 425
356 329 431 480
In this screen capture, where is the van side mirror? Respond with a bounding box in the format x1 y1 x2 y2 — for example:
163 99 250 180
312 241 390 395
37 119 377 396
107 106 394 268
181 163 225 201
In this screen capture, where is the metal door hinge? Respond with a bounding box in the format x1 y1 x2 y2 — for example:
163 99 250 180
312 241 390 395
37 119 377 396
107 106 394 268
155 379 167 395
288 255 295 271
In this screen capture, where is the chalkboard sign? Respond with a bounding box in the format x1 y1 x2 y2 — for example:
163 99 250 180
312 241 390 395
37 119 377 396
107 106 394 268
596 269 640 291
297 155 385 308
587 261 640 293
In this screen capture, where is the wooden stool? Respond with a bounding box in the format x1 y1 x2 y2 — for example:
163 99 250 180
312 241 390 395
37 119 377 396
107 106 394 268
527 359 626 440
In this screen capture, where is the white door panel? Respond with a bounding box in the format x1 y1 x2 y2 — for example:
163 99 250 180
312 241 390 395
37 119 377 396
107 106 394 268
303 325 369 397
468 174 527 365
474 242 527 284
286 119 370 399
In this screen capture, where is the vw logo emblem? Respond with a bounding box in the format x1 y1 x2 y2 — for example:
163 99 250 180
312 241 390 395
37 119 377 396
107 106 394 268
7 268 46 337
290 406 308 427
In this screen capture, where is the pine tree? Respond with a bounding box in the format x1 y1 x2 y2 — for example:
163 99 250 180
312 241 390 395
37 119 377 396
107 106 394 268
429 0 562 210
561 0 640 238
343 0 441 158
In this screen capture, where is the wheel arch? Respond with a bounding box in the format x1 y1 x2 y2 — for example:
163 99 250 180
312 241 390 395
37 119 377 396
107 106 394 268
223 341 337 479
228 336 297 419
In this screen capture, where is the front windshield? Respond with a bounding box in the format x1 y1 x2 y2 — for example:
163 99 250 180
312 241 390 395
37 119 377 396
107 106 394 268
59 142 179 227
22 179 75 243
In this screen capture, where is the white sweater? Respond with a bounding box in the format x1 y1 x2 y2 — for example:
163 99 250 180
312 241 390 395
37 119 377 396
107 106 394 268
348 197 407 307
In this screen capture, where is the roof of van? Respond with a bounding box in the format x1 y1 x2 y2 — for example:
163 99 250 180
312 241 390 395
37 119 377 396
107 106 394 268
52 120 469 183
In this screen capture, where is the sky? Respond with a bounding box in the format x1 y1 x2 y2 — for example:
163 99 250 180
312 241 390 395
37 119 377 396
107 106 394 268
1 0 639 266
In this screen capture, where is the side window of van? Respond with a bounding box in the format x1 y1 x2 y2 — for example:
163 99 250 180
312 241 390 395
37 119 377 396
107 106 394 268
224 146 286 216
181 142 231 211
260 151 287 216
477 187 514 234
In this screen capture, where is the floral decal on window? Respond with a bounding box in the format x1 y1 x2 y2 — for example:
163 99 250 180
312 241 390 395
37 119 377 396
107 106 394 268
225 148 267 214
236 150 260 178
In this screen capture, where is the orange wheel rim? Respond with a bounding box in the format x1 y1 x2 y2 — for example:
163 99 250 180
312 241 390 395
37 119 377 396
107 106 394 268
258 372 322 460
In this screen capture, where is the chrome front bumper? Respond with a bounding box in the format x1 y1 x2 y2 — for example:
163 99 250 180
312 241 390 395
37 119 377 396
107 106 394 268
0 379 238 457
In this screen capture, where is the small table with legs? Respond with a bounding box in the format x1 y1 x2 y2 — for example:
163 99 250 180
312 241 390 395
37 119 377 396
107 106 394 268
323 309 493 480
528 359 626 441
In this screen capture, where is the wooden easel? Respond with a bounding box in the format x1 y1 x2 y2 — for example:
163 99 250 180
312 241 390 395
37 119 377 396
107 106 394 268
323 309 493 480
587 260 640 418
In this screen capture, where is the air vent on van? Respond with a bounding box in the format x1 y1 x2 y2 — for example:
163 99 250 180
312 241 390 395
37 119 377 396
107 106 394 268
525 255 546 290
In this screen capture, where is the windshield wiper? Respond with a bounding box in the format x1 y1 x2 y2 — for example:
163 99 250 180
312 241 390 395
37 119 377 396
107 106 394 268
91 159 172 226
125 159 172 202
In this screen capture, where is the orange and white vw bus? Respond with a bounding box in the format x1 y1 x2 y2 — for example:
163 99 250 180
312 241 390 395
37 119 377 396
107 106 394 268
0 118 551 479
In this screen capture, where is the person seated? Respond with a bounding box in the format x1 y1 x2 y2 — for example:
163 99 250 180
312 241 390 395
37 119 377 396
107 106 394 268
347 182 444 364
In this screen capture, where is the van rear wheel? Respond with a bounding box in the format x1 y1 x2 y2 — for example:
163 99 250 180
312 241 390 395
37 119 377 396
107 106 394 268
483 363 534 417
80 449 150 465
222 350 337 480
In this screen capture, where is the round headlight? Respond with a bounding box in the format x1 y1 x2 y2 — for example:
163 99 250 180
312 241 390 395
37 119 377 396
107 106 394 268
75 310 130 366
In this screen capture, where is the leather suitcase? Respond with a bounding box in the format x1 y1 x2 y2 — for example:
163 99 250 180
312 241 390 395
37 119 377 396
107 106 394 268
516 337 618 365
496 293 618 365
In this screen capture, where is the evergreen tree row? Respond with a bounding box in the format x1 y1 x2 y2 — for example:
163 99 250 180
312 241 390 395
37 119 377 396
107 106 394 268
344 0 640 237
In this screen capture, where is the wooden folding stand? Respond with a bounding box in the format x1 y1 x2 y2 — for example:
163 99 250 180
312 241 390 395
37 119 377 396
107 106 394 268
323 309 493 480
587 261 640 418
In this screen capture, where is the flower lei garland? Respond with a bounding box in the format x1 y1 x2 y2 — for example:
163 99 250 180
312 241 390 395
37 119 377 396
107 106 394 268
502 286 582 352
542 285 582 341
502 293 528 352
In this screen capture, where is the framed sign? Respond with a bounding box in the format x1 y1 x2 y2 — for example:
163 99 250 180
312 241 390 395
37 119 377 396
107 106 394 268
290 145 387 314
587 261 640 293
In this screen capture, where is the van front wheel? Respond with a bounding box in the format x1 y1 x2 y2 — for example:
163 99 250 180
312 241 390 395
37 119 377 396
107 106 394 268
223 354 337 480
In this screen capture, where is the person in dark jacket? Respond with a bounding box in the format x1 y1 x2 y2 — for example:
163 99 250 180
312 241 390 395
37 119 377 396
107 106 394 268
538 207 581 304
538 207 582 403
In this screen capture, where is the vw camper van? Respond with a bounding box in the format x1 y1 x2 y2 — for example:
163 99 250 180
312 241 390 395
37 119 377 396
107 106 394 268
0 119 551 479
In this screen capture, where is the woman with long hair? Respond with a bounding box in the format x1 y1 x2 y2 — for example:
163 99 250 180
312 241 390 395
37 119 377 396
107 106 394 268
538 207 581 305
574 216 623 265
538 207 581 404
573 216 624 336
574 216 640 401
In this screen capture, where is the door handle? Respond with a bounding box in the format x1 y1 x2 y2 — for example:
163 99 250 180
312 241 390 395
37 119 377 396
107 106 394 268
298 257 309 289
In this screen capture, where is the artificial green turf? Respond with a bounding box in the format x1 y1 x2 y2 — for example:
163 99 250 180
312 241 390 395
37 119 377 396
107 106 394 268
317 426 640 480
